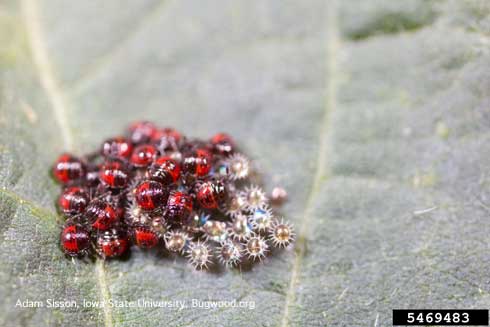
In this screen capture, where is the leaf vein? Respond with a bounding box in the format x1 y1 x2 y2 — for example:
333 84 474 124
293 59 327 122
280 1 339 326
96 260 114 327
0 187 58 223
21 0 74 151
20 3 115 325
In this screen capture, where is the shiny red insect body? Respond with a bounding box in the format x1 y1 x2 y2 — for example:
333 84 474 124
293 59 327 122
53 121 289 267
97 228 129 258
101 193 126 220
132 226 159 248
210 133 235 156
101 136 133 159
149 156 181 185
197 180 226 209
60 223 91 256
130 144 157 167
134 180 168 211
58 186 89 216
165 191 193 224
52 153 86 184
151 127 181 152
100 159 130 188
128 121 158 144
85 199 118 230
183 148 212 177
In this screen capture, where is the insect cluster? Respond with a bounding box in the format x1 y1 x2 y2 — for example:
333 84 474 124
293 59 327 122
53 121 294 270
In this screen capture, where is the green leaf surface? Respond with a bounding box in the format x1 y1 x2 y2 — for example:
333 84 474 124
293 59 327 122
1 0 490 326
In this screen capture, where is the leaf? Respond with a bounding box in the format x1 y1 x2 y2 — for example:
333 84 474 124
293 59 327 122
1 0 490 326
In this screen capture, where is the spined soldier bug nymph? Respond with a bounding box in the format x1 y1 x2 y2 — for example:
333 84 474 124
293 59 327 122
52 122 294 270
